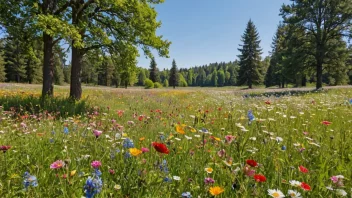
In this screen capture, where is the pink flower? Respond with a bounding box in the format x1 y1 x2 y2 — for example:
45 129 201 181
109 169 115 175
217 149 226 158
93 130 103 137
91 160 102 169
243 166 256 177
204 177 215 184
141 147 149 153
225 135 236 143
50 160 65 169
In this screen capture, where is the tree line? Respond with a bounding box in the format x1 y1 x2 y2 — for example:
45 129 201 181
0 0 352 96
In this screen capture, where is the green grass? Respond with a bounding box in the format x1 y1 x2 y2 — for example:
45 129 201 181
0 85 351 197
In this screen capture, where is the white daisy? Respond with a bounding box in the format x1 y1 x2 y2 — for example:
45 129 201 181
173 176 181 181
289 180 302 187
336 189 347 197
288 189 302 198
267 189 285 198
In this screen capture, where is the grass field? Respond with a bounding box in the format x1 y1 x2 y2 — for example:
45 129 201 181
0 84 351 197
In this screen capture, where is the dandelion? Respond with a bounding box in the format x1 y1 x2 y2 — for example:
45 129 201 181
129 148 142 156
50 160 65 169
91 161 102 169
205 167 213 174
287 190 302 198
267 189 285 198
209 186 224 196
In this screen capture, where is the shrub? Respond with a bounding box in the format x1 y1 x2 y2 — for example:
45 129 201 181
163 79 169 87
154 82 163 88
144 79 154 89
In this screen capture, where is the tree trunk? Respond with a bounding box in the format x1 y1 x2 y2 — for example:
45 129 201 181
42 33 54 97
70 46 83 100
316 60 323 89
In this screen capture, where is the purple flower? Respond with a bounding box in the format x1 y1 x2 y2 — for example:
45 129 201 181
204 177 215 184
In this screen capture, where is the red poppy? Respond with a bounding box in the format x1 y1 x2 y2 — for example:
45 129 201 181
299 165 309 173
265 101 271 105
0 145 11 153
321 121 332 126
301 182 311 191
138 115 144 121
253 174 266 182
246 159 258 167
152 142 169 154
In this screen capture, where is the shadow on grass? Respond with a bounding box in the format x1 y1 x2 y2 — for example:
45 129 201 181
0 95 93 117
243 88 327 98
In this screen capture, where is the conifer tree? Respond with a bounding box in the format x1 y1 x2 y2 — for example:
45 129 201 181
149 58 160 83
169 59 178 88
237 20 263 88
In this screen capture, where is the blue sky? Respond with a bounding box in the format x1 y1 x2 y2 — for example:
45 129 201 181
138 0 290 69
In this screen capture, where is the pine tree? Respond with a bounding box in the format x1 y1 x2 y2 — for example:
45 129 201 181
0 51 6 82
237 20 263 88
4 39 26 82
169 59 178 88
149 57 160 83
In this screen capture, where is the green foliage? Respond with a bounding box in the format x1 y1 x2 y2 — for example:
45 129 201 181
169 59 178 88
149 58 160 83
178 73 188 87
281 0 352 89
154 82 163 88
238 20 263 88
144 78 154 89
163 79 169 87
0 50 6 82
138 70 147 86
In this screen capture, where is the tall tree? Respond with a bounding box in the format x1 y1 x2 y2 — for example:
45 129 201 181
0 50 6 82
149 58 159 83
169 59 178 88
237 20 263 88
69 0 170 100
281 0 352 89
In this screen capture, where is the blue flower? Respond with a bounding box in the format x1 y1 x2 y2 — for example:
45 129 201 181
94 169 102 177
23 172 38 189
124 152 131 159
49 138 54 143
182 192 192 198
64 127 69 134
349 99 352 105
281 145 287 151
84 176 103 198
200 128 209 133
159 159 169 173
247 110 255 123
123 138 134 148
51 130 55 135
163 177 172 182
159 135 165 141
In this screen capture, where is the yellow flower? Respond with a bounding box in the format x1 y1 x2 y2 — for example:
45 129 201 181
205 167 213 174
188 126 197 132
139 137 145 141
129 148 142 156
70 170 77 177
176 125 185 134
209 186 224 196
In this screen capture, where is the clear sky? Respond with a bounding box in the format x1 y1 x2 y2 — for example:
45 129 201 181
137 0 290 70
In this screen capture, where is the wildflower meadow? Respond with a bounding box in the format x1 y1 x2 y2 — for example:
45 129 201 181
0 85 352 197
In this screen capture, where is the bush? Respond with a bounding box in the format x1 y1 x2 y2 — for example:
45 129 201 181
154 82 163 88
144 79 154 89
163 79 169 87
178 79 188 87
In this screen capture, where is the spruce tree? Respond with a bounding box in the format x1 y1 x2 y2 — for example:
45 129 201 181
237 20 263 88
0 51 6 82
149 57 160 83
169 59 178 88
